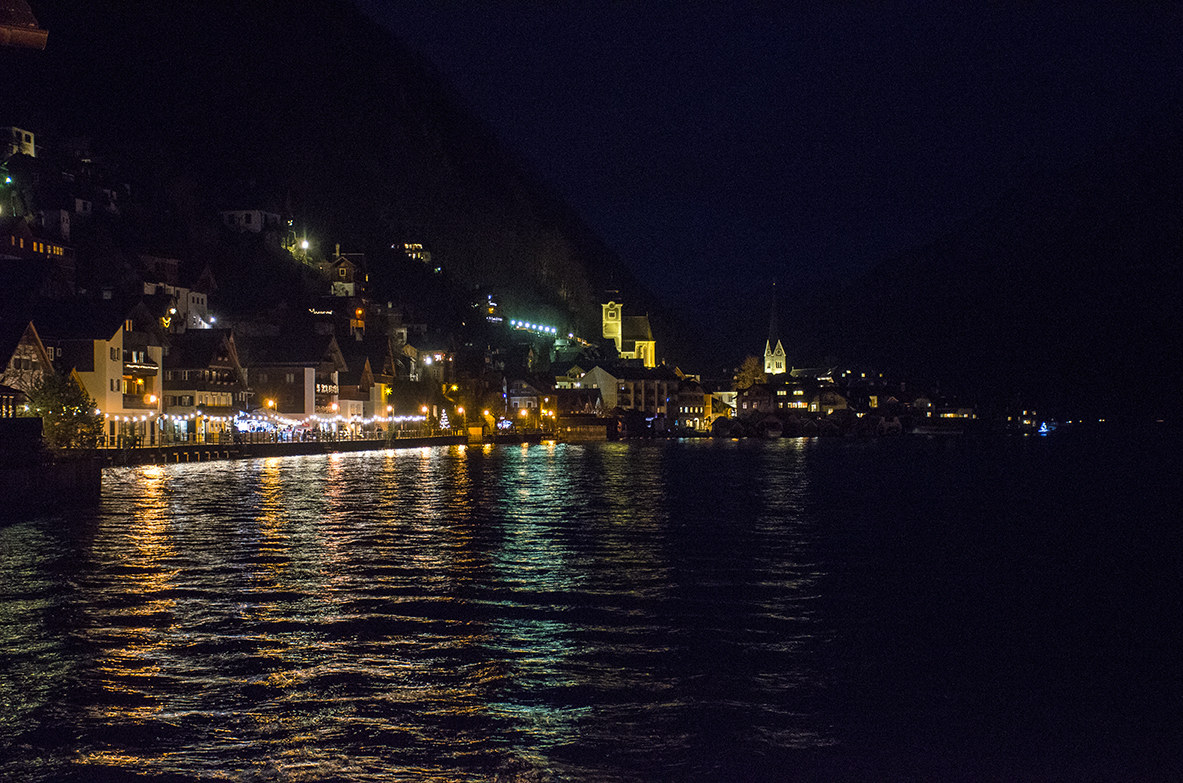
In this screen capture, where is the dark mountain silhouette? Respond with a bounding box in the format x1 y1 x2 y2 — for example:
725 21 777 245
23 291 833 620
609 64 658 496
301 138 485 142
790 106 1183 420
3 0 664 342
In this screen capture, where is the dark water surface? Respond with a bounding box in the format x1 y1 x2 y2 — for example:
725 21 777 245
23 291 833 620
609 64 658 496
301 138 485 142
1 433 1179 781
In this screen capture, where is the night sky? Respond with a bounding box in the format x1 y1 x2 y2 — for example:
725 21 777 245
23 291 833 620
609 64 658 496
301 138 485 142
355 2 1183 338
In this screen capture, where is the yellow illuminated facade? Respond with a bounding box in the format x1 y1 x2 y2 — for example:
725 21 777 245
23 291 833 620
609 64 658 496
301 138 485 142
601 300 656 368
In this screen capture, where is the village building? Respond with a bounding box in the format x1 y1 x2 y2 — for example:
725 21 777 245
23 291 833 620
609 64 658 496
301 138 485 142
161 329 250 442
35 300 165 446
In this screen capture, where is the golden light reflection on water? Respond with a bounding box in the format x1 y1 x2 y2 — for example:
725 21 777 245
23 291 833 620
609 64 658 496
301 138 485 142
77 464 185 771
3 442 837 780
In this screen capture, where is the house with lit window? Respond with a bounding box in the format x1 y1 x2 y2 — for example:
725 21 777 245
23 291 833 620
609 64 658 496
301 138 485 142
413 333 454 386
552 362 587 390
581 364 677 419
161 329 250 441
740 378 848 418
339 334 400 418
0 216 76 298
671 377 710 432
506 377 545 422
237 333 346 420
140 256 217 332
319 246 366 298
737 383 775 417
0 319 52 415
35 300 165 445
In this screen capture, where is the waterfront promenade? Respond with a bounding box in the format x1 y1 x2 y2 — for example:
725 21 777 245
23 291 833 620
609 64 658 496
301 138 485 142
93 429 470 466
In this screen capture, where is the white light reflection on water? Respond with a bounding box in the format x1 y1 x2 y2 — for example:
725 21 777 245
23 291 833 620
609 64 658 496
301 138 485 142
1 441 833 782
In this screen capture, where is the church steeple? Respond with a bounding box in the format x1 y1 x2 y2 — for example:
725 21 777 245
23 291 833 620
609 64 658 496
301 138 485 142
764 281 786 375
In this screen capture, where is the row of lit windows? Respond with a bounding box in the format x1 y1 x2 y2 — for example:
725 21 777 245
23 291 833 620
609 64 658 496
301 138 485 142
7 236 65 256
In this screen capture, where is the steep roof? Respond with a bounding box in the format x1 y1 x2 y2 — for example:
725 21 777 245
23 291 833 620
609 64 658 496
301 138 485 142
0 318 31 361
165 328 234 369
31 298 158 342
621 314 653 342
236 333 345 370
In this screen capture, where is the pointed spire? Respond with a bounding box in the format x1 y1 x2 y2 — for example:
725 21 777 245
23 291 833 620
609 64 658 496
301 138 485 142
768 279 779 344
764 280 787 375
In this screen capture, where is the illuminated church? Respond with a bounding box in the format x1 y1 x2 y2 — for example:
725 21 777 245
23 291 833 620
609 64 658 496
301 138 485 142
602 298 656 368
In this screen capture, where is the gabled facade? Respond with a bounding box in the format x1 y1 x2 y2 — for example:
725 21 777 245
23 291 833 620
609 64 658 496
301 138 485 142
161 329 249 440
322 248 366 298
336 355 372 419
764 339 786 375
36 300 166 445
506 378 544 416
340 334 399 417
0 319 52 414
582 364 676 417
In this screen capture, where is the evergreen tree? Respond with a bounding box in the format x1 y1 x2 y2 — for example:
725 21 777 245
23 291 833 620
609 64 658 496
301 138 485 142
21 372 103 450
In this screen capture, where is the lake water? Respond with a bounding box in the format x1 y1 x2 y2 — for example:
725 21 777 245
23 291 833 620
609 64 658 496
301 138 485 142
1 432 1179 781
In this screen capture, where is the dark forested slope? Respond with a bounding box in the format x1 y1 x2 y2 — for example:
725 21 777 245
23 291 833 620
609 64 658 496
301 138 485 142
790 107 1183 419
4 0 659 337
